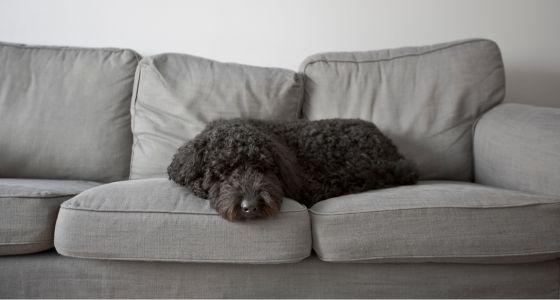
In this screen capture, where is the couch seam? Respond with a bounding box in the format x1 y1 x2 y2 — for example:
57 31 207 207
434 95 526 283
309 200 560 215
0 194 77 199
55 249 311 264
0 41 136 54
471 111 485 182
301 39 491 76
0 240 53 245
469 68 507 182
317 250 560 262
128 64 143 179
59 205 308 215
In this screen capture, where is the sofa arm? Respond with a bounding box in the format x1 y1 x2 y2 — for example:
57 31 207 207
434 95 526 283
474 103 560 196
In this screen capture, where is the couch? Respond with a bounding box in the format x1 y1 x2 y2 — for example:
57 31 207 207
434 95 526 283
0 39 559 298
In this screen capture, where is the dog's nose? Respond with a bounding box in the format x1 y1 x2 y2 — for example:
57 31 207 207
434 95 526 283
241 199 258 214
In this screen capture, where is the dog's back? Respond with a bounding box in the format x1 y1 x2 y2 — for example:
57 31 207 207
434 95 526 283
222 118 419 203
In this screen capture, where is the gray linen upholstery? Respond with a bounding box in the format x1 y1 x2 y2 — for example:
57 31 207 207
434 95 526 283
300 39 505 181
54 178 311 263
0 41 139 182
475 103 560 197
1 251 558 299
310 181 560 263
0 179 100 255
129 53 303 179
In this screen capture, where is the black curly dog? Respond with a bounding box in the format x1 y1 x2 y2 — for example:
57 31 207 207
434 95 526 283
168 118 419 221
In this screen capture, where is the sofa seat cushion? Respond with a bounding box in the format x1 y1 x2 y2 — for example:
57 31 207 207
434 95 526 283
54 178 312 263
310 181 560 263
0 179 100 255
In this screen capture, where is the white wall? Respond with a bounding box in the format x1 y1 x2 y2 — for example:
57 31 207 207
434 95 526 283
1 0 559 107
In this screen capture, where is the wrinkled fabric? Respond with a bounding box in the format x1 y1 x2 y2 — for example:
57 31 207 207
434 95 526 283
310 181 560 263
129 53 303 179
474 103 560 197
54 178 311 263
300 39 505 181
0 178 100 255
0 41 139 182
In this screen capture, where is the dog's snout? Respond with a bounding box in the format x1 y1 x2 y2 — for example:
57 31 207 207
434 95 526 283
240 199 258 214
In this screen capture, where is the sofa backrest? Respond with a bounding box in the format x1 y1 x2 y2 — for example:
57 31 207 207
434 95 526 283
0 42 139 182
300 39 505 181
129 53 303 179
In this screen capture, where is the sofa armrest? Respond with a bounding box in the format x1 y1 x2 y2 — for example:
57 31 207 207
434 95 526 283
474 103 560 196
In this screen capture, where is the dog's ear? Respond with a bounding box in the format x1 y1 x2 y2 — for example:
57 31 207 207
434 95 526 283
271 139 303 200
167 140 204 187
203 173 221 199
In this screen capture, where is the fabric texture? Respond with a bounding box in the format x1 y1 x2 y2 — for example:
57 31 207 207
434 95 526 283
300 39 505 181
1 251 558 299
0 41 139 182
129 53 303 179
54 178 311 263
0 179 100 255
474 103 560 197
310 181 560 263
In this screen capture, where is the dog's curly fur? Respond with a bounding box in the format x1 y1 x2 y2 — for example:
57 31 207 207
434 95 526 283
168 118 419 221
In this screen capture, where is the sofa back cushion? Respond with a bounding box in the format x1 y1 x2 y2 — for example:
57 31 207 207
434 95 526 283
300 39 505 181
130 53 303 179
0 42 139 182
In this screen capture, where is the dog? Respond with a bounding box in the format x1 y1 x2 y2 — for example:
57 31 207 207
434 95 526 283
168 118 419 221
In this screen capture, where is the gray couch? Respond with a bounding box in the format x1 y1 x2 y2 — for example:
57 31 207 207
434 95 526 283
0 39 559 298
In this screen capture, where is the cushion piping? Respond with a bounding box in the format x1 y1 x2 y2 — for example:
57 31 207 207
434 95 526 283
0 194 78 199
0 40 140 57
0 240 53 245
55 249 311 264
316 249 560 262
59 205 308 215
309 200 560 215
301 39 495 74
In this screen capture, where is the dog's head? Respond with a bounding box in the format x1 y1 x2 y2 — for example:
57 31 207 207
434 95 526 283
205 166 284 221
168 119 303 221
